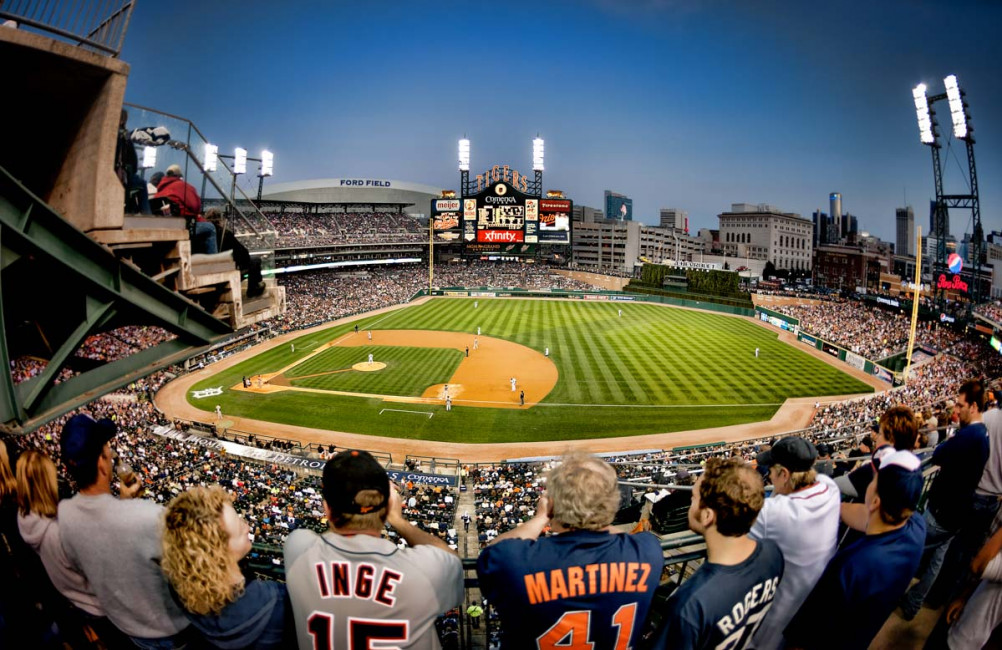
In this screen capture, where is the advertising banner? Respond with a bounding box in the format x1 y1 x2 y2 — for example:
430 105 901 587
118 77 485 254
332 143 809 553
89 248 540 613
844 351 866 370
525 199 538 221
433 213 459 230
609 295 636 301
540 199 571 212
435 199 461 212
477 229 524 243
464 199 476 221
823 343 840 357
463 221 476 241
800 334 817 347
386 470 457 488
872 365 894 383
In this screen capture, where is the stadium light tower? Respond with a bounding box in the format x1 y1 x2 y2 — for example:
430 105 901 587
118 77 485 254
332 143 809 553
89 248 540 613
532 135 544 196
257 150 274 201
459 137 471 195
141 146 156 171
533 137 544 171
910 75 982 307
233 147 247 175
203 144 219 172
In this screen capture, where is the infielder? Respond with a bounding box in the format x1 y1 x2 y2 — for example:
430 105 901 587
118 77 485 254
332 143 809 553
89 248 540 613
544 346 549 357
510 377 516 392
368 330 372 341
284 450 463 649
446 396 452 412
474 337 479 350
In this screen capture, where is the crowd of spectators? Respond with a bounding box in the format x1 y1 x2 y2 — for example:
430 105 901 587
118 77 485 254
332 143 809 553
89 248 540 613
75 326 176 363
257 210 426 248
775 299 962 359
975 300 1002 325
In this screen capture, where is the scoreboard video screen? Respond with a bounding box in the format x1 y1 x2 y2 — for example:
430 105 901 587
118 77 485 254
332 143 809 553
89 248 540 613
430 168 572 257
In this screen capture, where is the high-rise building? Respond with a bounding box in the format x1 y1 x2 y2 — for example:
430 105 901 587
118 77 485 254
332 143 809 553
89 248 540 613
812 210 829 247
896 206 915 256
659 208 688 232
604 190 633 221
930 199 949 239
830 193 842 239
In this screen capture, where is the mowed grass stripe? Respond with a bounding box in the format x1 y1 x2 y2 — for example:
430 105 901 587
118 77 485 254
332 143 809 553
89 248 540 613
290 347 462 397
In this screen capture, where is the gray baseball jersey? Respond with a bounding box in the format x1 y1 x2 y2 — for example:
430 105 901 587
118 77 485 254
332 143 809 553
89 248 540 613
284 529 463 650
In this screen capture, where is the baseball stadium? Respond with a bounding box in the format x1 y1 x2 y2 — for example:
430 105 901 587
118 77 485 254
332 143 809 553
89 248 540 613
2 3 1001 650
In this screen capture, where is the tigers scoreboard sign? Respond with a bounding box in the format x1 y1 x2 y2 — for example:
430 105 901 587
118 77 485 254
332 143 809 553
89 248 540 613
431 164 572 256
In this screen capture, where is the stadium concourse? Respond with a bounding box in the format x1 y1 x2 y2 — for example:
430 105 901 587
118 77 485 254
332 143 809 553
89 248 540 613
5 263 1002 649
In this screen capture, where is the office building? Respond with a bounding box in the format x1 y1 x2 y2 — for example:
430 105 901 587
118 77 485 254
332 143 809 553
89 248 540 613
896 206 915 256
718 203 813 271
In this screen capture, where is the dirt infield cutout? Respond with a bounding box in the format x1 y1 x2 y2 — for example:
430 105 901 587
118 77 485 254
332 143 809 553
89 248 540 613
231 329 557 410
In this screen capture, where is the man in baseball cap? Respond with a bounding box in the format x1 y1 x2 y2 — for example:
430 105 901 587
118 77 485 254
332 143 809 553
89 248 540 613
749 436 841 649
284 449 462 649
58 414 193 646
786 449 926 649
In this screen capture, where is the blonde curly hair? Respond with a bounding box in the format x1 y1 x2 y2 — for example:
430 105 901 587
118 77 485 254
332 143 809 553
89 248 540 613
546 452 620 531
162 486 244 616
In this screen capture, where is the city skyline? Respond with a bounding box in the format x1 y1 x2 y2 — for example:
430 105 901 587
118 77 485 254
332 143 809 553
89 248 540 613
120 0 1000 245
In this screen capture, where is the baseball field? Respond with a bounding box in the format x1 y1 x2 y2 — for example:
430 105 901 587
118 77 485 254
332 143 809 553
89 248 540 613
178 298 874 444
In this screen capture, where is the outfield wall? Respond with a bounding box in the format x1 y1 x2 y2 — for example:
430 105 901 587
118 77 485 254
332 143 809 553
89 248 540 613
754 307 897 384
413 288 756 318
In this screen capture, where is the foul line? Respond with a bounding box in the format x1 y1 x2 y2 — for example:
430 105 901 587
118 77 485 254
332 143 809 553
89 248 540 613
380 409 434 419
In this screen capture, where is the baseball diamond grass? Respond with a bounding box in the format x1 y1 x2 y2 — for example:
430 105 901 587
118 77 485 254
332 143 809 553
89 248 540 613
286 346 463 396
186 298 873 443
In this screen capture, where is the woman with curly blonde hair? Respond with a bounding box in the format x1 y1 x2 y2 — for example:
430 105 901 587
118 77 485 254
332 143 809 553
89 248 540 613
162 486 290 649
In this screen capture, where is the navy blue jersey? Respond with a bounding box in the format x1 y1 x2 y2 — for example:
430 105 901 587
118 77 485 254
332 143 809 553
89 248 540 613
477 530 663 649
784 514 926 650
652 539 784 650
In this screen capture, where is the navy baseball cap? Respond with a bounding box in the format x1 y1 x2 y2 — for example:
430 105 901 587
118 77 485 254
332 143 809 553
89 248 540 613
874 449 923 513
756 436 817 472
322 449 389 515
61 414 117 473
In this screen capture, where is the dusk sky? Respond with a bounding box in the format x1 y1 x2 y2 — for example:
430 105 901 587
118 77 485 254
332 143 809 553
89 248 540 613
121 0 1000 243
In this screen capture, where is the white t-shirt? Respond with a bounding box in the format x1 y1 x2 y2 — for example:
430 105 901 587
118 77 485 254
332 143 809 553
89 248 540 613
749 474 841 650
977 408 1002 496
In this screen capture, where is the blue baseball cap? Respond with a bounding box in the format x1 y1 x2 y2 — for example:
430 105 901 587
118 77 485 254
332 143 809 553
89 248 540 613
61 414 117 473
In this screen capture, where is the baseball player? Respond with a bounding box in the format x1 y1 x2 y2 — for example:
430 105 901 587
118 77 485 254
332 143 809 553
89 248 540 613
519 390 525 406
215 405 222 419
285 450 463 649
474 337 479 350
544 346 549 357
477 453 663 649
290 343 295 353
474 300 478 309
446 395 452 412
368 330 373 341
618 308 623 317
510 377 516 392
368 353 374 365
477 326 481 336
755 347 760 358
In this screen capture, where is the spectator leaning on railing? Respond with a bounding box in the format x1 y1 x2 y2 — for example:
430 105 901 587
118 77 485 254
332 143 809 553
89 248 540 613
649 457 784 650
283 449 463 649
748 436 841 650
786 449 926 650
477 452 663 650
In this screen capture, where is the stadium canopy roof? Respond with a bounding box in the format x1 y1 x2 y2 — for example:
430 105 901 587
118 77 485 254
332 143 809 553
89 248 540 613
261 178 445 213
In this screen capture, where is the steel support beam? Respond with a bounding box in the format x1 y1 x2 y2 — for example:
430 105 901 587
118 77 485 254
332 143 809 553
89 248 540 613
0 165 233 433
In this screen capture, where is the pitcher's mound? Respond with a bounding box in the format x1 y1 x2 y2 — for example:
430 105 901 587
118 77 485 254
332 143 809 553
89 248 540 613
352 361 387 372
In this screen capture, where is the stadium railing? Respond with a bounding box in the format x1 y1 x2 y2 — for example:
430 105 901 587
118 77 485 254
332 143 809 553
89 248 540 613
0 0 135 56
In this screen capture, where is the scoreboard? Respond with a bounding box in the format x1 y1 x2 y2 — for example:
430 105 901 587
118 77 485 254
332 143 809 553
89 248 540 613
431 178 571 258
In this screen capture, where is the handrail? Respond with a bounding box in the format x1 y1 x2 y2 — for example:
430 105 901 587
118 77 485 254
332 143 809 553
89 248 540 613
0 0 135 56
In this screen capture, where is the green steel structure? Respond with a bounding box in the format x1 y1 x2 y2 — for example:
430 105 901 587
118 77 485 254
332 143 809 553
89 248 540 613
0 166 233 434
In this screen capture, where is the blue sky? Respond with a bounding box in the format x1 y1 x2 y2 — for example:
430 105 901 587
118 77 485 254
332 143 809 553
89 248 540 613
121 0 1000 243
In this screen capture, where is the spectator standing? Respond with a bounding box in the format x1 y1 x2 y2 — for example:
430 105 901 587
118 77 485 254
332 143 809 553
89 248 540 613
943 522 1002 649
749 437 841 650
57 414 193 648
16 449 129 647
466 601 483 629
284 449 463 649
477 453 663 650
161 486 291 649
836 408 920 500
900 380 989 620
650 457 783 650
785 449 926 650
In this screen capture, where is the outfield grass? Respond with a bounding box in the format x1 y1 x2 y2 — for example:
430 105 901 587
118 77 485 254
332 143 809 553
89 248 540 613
187 298 873 443
286 346 462 396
